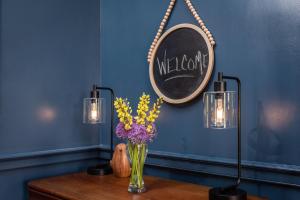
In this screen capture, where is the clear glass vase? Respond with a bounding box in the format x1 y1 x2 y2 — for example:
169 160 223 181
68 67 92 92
127 141 148 193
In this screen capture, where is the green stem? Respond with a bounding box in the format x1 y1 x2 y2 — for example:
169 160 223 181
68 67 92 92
128 142 147 189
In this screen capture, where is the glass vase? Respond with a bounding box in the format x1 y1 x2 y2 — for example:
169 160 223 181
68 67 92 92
127 141 148 193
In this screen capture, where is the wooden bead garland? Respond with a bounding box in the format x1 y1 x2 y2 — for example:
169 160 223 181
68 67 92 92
147 0 176 62
147 0 215 63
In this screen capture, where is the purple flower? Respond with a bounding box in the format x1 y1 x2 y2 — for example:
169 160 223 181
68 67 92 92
116 122 129 140
115 121 157 144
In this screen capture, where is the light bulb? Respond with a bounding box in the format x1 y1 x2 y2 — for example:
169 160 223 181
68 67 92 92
215 98 225 127
89 101 99 121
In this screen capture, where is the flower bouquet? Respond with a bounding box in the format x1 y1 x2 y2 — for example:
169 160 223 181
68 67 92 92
114 93 163 193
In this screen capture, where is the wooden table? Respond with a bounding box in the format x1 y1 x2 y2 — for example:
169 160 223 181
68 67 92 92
28 173 267 200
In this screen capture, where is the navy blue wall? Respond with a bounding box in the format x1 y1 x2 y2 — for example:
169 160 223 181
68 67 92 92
100 0 300 199
1 0 300 199
0 0 101 199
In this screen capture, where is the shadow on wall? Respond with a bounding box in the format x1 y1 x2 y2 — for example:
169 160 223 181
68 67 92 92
248 100 296 164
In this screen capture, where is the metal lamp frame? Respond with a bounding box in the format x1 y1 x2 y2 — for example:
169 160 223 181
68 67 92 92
86 84 115 175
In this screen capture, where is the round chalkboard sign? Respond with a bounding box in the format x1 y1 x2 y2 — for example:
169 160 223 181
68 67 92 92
149 23 214 104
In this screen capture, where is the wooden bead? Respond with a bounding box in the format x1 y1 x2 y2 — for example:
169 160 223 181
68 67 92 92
148 0 224 63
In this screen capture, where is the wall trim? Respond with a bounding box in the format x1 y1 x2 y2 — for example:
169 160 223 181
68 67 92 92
145 163 300 190
98 144 300 176
98 145 300 189
0 145 101 172
2 143 300 190
0 145 100 161
3 144 300 176
148 149 300 176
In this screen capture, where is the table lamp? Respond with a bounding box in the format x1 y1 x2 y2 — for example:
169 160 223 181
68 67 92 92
83 84 115 175
203 72 247 200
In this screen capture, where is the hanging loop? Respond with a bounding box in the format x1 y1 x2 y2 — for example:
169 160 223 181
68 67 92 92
147 0 215 63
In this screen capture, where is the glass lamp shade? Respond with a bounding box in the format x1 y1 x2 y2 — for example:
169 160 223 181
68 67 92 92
203 91 237 129
83 98 105 124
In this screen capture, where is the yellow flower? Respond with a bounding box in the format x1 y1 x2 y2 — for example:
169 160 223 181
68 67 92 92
146 124 153 133
135 93 150 125
114 97 133 130
115 95 163 133
146 97 163 125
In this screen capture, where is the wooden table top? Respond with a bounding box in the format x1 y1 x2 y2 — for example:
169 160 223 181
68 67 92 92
28 173 267 200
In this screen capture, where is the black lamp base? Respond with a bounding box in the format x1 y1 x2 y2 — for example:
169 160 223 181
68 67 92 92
209 187 247 200
87 163 113 176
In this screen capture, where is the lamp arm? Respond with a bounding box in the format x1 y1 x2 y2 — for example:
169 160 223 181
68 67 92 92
94 85 115 159
222 75 241 186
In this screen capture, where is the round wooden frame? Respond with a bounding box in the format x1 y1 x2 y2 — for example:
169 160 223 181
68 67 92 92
149 23 214 104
